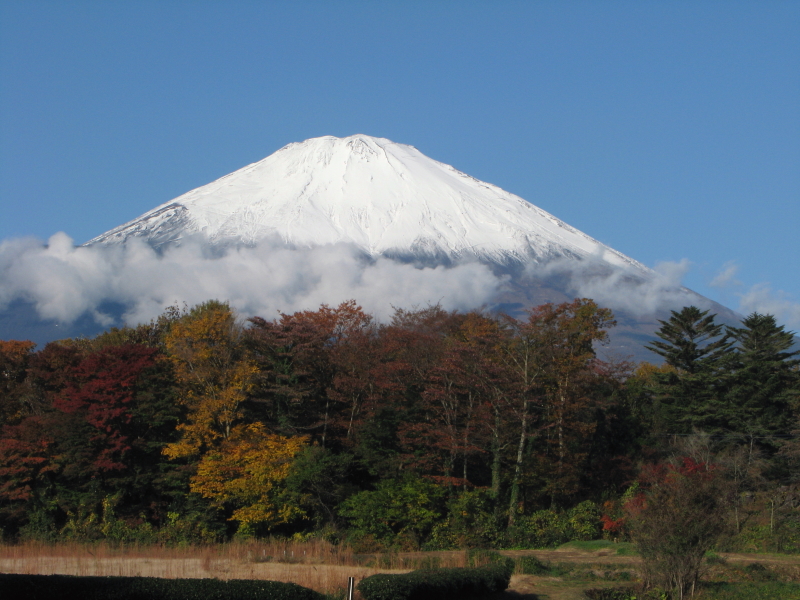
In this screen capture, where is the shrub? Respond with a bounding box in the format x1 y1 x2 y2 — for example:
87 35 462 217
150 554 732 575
508 500 602 548
583 587 664 600
568 500 602 540
357 555 514 600
0 574 324 600
339 475 446 549
426 489 502 549
628 457 732 599
509 508 568 548
516 555 550 575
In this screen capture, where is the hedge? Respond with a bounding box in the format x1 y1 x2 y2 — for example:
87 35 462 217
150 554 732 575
0 574 325 600
357 555 514 600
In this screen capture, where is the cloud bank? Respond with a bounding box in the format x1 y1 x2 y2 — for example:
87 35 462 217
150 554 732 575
527 256 703 317
0 234 507 327
3 234 798 334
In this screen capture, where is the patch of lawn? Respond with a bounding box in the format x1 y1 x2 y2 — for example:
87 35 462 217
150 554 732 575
698 581 800 599
557 540 637 556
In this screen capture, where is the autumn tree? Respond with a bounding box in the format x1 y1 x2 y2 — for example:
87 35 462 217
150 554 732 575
0 340 36 426
0 341 164 536
415 313 500 489
385 305 466 476
0 413 57 532
500 299 615 521
190 422 308 535
163 301 257 459
531 299 616 506
54 344 158 472
628 457 732 598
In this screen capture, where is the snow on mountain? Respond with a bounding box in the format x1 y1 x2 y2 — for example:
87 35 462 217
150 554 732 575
86 135 649 275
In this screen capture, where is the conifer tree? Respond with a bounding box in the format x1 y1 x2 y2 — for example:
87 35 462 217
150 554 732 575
645 306 733 434
725 313 800 451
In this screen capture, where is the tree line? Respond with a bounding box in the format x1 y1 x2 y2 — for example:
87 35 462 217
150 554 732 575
0 298 798 550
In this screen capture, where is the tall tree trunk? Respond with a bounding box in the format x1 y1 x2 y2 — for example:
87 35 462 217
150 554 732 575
508 399 528 527
321 397 330 448
491 405 502 500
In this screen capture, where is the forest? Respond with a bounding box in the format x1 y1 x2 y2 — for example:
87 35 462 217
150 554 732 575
0 298 798 553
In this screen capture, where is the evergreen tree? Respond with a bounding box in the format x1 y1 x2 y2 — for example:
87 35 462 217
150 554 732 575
725 313 800 451
645 306 733 434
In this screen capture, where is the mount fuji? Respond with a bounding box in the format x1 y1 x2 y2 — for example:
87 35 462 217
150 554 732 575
88 135 647 273
2 135 736 361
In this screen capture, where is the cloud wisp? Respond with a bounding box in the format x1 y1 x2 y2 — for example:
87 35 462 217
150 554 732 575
737 284 800 331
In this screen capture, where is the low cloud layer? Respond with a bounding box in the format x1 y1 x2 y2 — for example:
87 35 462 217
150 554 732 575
527 256 703 317
0 234 507 327
2 234 799 333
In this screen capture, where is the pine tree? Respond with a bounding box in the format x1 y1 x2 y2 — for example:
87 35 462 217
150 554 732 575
725 313 800 451
645 306 733 434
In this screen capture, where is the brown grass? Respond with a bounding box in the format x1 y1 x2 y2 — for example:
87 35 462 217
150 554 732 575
0 539 437 596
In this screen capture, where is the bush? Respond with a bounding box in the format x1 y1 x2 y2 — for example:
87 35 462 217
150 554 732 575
628 457 732 599
0 574 324 600
516 555 550 575
698 582 800 599
509 508 568 548
426 489 502 550
357 555 514 600
583 587 663 600
339 475 446 549
508 500 602 548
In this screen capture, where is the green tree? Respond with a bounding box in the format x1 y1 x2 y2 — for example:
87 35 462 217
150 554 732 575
338 475 446 548
645 306 733 434
725 313 799 451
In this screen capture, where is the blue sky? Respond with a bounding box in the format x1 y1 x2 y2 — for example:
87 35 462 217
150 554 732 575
1 1 798 328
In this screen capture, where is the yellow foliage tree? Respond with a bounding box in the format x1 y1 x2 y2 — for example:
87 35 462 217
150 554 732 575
190 422 308 531
163 301 258 459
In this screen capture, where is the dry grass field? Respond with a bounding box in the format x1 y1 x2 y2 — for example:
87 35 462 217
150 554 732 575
2 540 799 599
0 539 415 597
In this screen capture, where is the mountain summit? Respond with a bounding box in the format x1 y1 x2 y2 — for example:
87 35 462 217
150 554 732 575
87 134 647 274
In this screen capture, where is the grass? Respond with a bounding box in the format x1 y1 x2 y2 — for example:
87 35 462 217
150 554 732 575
697 581 800 599
2 541 799 599
556 540 637 556
0 539 400 597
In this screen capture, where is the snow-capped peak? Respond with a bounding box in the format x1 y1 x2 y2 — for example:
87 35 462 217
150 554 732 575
86 134 648 272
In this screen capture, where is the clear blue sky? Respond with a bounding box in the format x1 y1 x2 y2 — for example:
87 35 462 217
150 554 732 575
1 1 798 327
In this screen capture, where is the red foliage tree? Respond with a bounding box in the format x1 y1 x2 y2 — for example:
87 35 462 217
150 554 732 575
53 344 157 472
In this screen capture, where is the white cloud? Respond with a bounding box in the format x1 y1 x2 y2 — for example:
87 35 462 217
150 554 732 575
0 234 508 327
709 261 742 289
527 256 703 316
737 283 800 330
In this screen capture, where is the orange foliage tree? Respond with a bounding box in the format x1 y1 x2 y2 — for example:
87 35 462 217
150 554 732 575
190 422 308 533
163 301 258 459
